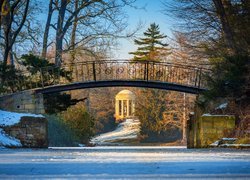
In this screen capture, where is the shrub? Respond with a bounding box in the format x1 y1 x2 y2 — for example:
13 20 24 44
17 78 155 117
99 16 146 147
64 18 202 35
60 102 95 144
46 114 80 147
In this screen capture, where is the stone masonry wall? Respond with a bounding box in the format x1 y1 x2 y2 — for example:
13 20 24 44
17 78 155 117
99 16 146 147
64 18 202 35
198 115 235 147
2 116 48 148
0 90 44 114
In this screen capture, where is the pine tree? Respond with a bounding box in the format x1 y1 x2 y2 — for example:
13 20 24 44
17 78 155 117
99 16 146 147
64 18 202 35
135 89 182 143
130 23 169 61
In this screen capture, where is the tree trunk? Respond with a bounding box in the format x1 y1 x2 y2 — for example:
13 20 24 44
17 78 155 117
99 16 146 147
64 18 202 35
55 0 67 66
7 48 14 66
2 0 11 67
70 0 79 64
42 0 53 58
0 0 4 38
212 0 237 53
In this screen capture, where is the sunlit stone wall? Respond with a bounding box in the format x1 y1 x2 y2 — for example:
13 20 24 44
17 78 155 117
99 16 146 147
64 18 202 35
0 90 44 114
198 115 235 147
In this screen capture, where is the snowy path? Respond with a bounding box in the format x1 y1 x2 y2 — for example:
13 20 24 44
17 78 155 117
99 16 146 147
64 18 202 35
90 119 140 145
0 147 250 179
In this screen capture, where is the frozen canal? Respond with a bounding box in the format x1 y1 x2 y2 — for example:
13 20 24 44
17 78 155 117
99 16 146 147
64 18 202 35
0 146 250 179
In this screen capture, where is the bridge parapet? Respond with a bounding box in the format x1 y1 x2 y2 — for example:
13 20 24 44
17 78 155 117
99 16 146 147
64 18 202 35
1 60 210 95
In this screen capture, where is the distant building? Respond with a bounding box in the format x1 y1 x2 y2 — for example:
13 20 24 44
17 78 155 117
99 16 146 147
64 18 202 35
115 90 135 122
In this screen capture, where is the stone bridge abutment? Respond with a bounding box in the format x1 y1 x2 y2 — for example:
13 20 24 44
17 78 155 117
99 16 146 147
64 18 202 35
0 90 45 114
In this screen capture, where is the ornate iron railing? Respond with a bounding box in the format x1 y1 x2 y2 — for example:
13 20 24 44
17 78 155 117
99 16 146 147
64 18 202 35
1 60 210 94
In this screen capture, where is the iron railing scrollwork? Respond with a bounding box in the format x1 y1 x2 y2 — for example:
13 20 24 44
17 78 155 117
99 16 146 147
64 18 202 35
0 60 210 95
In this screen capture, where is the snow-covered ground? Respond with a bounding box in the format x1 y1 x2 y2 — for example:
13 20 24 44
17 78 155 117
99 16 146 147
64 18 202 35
91 119 140 145
0 147 250 179
0 110 43 126
0 128 21 147
0 110 43 147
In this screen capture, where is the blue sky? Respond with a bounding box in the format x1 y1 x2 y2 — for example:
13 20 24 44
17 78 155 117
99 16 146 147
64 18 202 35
113 0 174 59
37 0 174 60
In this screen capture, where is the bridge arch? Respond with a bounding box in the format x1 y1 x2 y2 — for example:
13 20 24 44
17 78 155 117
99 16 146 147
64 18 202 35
0 60 210 114
35 80 206 94
2 60 209 95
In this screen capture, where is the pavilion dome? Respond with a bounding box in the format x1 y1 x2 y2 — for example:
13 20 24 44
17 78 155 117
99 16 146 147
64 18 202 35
115 90 135 100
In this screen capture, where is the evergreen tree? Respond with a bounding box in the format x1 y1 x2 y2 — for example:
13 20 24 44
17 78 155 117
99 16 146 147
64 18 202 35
136 89 182 143
130 24 181 143
130 23 169 61
21 54 78 114
60 102 95 144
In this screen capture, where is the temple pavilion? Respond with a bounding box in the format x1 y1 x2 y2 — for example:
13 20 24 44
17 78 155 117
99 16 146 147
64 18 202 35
115 90 135 122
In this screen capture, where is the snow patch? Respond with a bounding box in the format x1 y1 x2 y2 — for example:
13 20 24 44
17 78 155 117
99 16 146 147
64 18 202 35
221 138 237 141
91 118 140 145
78 144 86 147
209 138 250 148
210 140 220 147
215 103 228 110
0 110 43 126
202 114 232 117
0 128 21 147
219 144 250 148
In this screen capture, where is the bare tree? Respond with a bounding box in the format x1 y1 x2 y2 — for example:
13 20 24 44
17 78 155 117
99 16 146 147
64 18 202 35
69 0 79 63
1 0 30 66
42 0 54 58
167 31 210 66
0 0 30 87
52 0 136 66
163 0 250 55
1 0 43 66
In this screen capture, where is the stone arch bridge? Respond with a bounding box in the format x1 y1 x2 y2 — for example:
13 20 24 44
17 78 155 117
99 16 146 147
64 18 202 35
0 60 210 114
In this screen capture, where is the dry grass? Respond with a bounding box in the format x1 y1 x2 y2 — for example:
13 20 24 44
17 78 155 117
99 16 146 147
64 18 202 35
236 136 250 144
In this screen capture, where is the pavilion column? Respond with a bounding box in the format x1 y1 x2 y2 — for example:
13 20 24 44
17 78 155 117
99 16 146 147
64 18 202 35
127 100 129 117
115 100 119 118
132 100 135 115
121 100 124 118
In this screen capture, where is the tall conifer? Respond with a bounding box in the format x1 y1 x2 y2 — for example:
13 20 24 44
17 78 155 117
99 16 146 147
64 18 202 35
130 23 169 61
